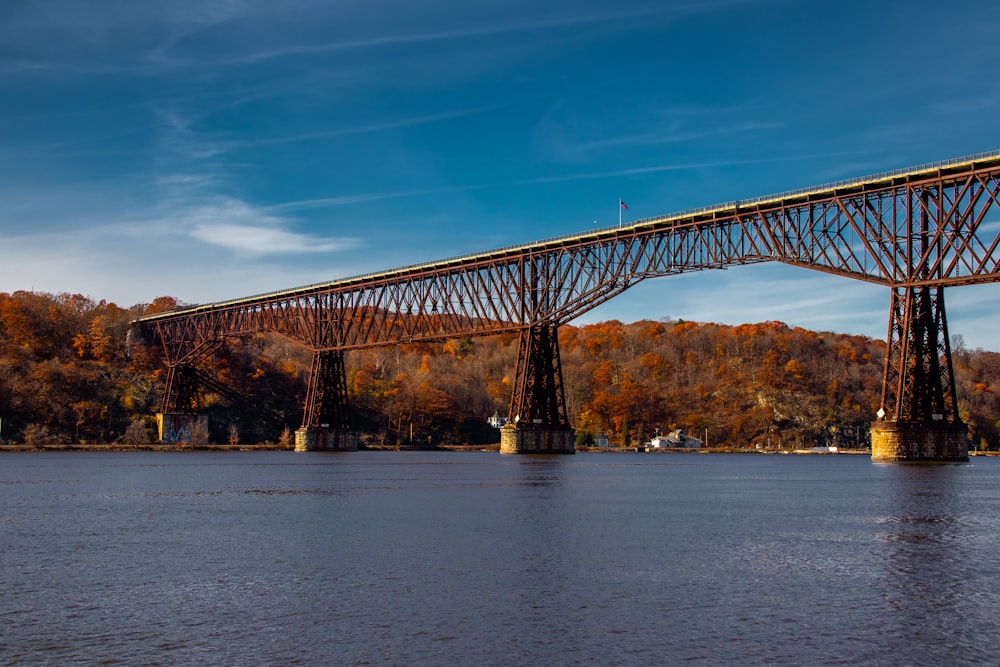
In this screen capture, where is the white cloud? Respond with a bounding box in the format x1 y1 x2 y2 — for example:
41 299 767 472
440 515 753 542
0 216 366 307
0 184 364 307
152 196 357 255
190 222 354 255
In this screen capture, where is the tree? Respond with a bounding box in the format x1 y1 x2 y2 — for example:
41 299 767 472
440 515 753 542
4 288 998 451
122 418 153 445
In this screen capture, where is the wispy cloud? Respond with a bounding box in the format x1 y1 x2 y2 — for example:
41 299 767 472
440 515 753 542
191 224 355 255
0 0 250 74
153 192 360 256
930 92 1000 116
0 189 362 305
190 222 356 255
0 1 752 75
227 106 497 149
509 151 871 188
182 4 687 68
267 150 874 215
532 95 786 165
0 60 51 74
267 184 490 213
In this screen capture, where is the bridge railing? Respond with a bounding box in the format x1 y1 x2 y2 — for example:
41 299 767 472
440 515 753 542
622 149 1000 230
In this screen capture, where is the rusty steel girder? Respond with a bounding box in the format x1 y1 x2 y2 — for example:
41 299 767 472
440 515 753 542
510 325 569 430
302 349 351 430
132 151 1000 429
137 153 1000 352
159 339 223 414
880 286 957 423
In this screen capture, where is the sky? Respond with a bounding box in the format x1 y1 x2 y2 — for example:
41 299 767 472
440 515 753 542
2 0 1000 348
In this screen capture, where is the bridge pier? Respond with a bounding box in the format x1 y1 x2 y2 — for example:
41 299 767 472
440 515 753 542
162 364 203 414
500 426 575 454
871 421 967 462
157 361 221 443
297 349 358 452
294 427 358 452
504 324 575 454
156 412 210 444
872 285 968 462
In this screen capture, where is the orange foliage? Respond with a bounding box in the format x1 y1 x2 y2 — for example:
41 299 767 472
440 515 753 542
4 288 1000 451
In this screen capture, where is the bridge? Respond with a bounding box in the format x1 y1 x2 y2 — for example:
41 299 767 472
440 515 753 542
131 150 1000 461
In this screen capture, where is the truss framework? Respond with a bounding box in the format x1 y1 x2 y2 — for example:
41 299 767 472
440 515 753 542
133 153 1000 430
881 286 957 422
510 325 570 430
302 350 351 430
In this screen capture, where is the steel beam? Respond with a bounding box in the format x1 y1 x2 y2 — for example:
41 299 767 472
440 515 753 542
302 349 351 430
878 286 958 423
509 325 569 430
129 152 1000 457
162 364 201 414
135 154 1000 356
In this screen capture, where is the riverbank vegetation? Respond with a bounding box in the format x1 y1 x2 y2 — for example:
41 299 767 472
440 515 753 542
1 290 998 450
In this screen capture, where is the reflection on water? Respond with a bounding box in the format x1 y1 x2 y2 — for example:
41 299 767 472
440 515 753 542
2 452 1000 665
870 463 992 663
512 455 565 486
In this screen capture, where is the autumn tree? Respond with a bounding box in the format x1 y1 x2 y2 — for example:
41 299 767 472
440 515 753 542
3 288 998 451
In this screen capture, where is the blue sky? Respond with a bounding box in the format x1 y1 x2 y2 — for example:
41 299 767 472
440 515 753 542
2 0 1000 348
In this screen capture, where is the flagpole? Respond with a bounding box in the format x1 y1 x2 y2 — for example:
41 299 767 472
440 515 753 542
619 198 622 228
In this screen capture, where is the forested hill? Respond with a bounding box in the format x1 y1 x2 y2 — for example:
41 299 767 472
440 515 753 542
1 290 999 450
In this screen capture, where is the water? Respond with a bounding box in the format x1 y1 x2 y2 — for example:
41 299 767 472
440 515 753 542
2 451 1000 665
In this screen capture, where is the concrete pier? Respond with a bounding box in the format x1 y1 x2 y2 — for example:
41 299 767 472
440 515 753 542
499 426 575 454
870 420 968 462
294 428 359 452
156 413 209 444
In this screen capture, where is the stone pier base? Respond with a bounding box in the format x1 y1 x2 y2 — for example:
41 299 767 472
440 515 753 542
870 420 968 462
500 427 576 454
294 428 359 452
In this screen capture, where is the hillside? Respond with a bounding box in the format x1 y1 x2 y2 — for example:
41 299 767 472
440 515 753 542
1 290 998 450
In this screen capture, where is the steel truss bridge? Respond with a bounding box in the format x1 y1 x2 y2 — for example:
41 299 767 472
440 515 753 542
132 151 1000 454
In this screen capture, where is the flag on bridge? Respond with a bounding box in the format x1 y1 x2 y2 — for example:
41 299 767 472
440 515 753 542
619 199 628 228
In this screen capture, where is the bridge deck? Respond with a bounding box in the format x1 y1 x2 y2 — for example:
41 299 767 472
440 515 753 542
134 149 1000 323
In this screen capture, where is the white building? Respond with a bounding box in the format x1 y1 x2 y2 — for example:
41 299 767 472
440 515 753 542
648 429 702 449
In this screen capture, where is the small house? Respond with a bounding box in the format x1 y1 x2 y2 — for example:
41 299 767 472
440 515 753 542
648 429 702 449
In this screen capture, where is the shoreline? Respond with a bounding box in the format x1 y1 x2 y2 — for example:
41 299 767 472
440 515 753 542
2 444 995 455
0 443 866 454
0 443 293 452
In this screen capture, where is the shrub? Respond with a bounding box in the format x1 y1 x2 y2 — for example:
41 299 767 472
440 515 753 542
22 423 64 446
122 418 153 445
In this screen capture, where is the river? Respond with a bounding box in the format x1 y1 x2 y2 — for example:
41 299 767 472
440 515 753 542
2 451 999 665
